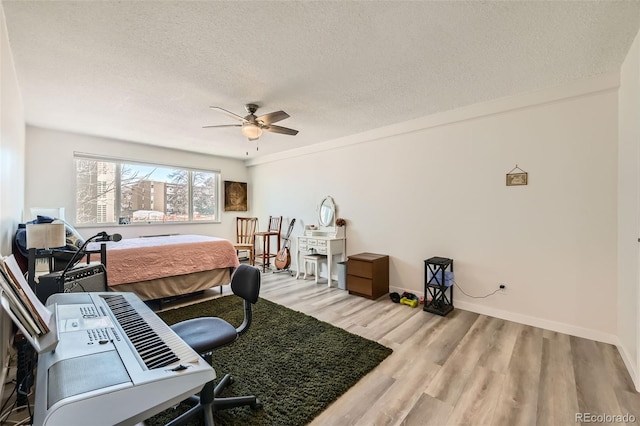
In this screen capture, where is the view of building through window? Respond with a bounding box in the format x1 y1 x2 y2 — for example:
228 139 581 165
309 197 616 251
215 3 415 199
75 156 219 224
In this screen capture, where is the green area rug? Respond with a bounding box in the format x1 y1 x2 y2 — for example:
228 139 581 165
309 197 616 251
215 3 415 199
147 296 392 426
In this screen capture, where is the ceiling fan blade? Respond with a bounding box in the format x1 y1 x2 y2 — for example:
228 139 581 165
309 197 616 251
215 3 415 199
264 124 299 136
209 106 247 122
256 110 289 125
202 124 242 129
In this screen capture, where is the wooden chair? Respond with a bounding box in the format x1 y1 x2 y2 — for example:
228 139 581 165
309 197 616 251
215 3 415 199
255 216 282 272
233 217 258 265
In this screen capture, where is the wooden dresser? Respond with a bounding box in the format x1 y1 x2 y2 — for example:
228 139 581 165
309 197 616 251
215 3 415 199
346 253 389 299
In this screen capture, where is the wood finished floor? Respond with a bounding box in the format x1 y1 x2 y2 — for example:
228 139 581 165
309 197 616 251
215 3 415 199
3 269 638 425
167 269 640 426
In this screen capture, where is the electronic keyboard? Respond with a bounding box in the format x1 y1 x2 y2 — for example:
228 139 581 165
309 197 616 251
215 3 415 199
34 292 214 426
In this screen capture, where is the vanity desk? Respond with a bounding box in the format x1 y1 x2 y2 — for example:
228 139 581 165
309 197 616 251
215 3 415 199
295 196 346 287
295 231 346 286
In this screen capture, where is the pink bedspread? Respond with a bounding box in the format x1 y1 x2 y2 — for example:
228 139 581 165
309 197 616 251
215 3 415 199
86 234 240 286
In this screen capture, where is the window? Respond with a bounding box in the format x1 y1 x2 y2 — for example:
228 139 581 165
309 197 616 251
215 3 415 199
75 154 220 225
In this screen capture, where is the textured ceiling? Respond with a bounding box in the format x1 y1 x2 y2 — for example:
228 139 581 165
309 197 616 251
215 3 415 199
3 1 640 160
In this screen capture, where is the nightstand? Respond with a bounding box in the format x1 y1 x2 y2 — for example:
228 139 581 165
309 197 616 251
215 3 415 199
347 253 389 300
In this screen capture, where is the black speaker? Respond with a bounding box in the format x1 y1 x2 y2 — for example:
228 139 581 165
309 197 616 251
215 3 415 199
36 263 107 304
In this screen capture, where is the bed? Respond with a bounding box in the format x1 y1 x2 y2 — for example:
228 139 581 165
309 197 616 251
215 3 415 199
86 234 240 301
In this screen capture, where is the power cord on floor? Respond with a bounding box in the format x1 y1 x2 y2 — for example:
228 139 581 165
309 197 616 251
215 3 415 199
0 381 17 423
16 374 33 426
0 374 33 426
0 404 31 426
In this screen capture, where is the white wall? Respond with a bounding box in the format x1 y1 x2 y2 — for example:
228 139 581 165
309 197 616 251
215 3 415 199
0 5 24 255
249 74 620 344
25 126 249 242
0 2 25 398
618 29 640 391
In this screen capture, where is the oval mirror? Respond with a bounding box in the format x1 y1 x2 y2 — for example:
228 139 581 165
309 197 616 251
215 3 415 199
318 196 336 227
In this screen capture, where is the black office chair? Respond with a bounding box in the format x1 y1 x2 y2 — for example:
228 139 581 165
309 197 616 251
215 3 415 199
167 264 262 426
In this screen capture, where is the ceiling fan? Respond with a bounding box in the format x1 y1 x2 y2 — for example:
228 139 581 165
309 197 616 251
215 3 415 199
203 103 299 141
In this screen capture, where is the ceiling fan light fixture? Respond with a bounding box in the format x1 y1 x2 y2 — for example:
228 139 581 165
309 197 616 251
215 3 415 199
206 104 297 145
241 122 262 140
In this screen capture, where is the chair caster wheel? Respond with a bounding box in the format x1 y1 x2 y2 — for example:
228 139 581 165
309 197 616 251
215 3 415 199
251 399 262 410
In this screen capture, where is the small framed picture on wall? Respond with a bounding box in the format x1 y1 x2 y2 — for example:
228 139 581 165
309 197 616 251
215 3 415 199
506 165 528 186
224 181 248 211
506 173 528 186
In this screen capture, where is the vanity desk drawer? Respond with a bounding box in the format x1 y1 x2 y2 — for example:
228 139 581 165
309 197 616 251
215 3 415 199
300 237 328 254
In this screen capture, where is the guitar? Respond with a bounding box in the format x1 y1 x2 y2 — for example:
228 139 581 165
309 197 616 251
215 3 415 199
275 218 296 270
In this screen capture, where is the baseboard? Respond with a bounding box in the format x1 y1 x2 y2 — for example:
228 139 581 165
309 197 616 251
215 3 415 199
389 284 619 345
453 299 618 345
616 339 640 392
